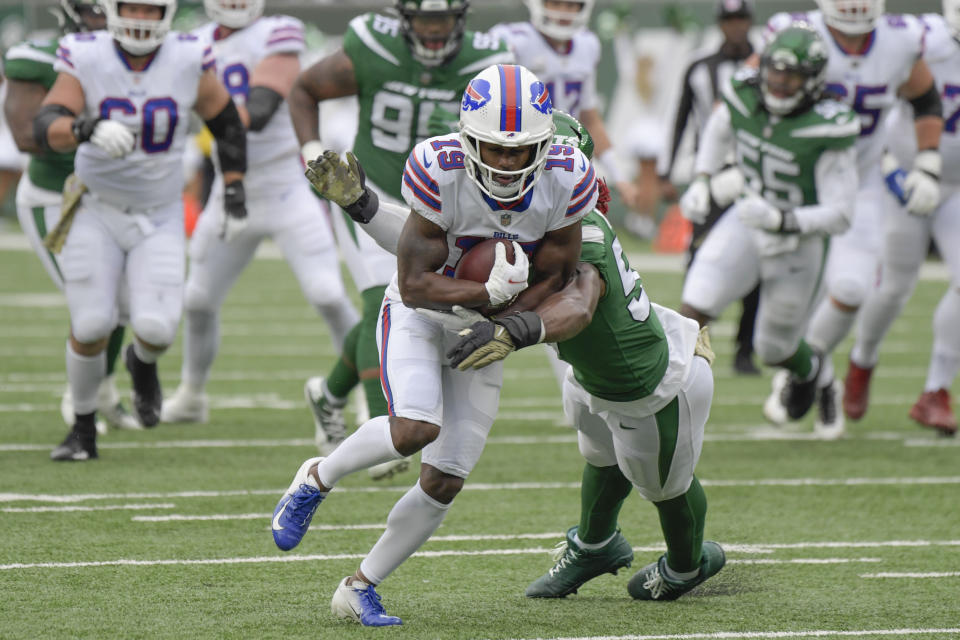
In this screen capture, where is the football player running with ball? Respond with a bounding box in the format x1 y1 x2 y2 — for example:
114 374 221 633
35 0 247 460
272 64 597 625
289 0 512 480
679 25 860 434
5 0 140 434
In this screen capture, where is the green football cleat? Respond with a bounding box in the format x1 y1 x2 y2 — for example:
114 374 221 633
627 541 725 601
525 526 634 598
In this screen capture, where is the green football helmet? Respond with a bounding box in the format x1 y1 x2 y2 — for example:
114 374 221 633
552 110 594 160
759 23 828 116
395 0 470 67
55 0 106 33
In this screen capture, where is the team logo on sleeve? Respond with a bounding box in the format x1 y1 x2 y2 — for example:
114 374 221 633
462 78 492 111
529 81 553 115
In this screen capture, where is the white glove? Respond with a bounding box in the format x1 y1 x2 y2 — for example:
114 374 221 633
415 305 486 332
300 140 325 166
709 166 745 207
736 194 783 231
903 150 941 216
89 120 135 159
679 177 710 224
484 241 529 307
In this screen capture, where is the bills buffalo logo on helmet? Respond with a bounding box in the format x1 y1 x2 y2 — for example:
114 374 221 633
529 81 553 115
462 78 492 111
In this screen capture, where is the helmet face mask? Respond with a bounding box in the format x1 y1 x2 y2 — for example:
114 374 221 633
459 64 557 202
204 0 263 29
944 0 960 37
396 0 469 67
816 0 885 35
103 0 177 56
524 0 595 41
760 24 829 116
57 0 107 33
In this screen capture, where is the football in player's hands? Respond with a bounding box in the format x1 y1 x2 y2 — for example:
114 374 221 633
455 238 514 282
455 239 527 316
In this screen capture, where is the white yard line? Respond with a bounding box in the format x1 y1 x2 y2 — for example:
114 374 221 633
861 572 960 578
2 503 175 513
4 476 960 504
0 551 882 572
503 629 960 640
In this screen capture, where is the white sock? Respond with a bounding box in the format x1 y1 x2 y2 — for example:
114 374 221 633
662 561 700 582
66 342 105 416
926 287 960 392
574 531 616 550
181 309 218 389
806 300 856 386
359 481 451 584
315 415 401 488
133 338 162 365
316 301 359 354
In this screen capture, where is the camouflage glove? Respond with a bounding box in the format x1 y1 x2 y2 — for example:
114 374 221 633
304 150 379 223
447 312 544 371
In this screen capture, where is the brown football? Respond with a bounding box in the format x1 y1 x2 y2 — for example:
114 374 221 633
454 238 515 283
454 239 517 316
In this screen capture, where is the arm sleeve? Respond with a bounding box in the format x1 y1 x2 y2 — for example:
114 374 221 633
362 200 409 255
693 102 733 177
792 146 858 235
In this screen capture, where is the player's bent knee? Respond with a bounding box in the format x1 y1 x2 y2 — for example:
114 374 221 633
389 416 440 455
754 332 797 365
71 311 115 344
419 466 464 504
131 314 177 350
183 282 217 314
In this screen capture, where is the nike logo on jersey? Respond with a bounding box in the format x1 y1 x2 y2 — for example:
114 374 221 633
580 157 586 171
272 498 289 530
422 150 433 168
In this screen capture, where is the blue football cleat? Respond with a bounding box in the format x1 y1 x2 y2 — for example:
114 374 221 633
331 577 402 626
272 456 325 551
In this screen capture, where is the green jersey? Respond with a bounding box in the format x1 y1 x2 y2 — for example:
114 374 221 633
723 69 858 213
343 12 511 200
4 38 75 193
556 211 669 402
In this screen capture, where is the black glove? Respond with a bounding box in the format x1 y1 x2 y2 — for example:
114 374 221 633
220 180 248 241
70 114 99 143
446 311 544 370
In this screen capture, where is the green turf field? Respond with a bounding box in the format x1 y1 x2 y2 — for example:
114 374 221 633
1 231 958 640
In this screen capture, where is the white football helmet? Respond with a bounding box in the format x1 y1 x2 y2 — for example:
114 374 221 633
524 0 595 41
816 0 885 35
103 0 177 55
204 0 263 29
944 0 960 36
459 64 556 202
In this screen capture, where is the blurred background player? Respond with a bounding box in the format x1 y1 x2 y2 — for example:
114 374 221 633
4 0 140 433
762 0 943 439
161 0 359 424
843 4 960 436
36 0 247 460
680 24 859 436
289 0 511 479
660 0 761 376
490 0 640 214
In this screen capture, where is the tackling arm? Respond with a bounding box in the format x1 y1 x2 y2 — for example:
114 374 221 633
507 221 582 313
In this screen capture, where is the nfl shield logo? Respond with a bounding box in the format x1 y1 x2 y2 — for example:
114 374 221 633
500 213 512 226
